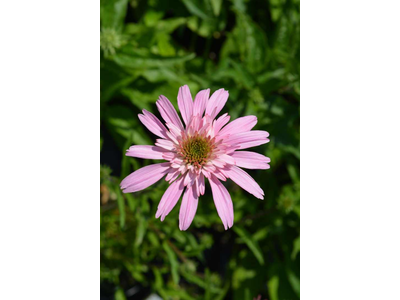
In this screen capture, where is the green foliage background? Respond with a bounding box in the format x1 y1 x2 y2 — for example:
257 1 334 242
100 0 299 299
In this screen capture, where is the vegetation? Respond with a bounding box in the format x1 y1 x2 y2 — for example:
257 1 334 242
100 0 299 299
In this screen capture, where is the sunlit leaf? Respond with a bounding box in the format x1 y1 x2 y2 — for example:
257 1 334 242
287 269 300 297
268 276 279 300
209 0 223 16
291 236 300 260
114 288 127 300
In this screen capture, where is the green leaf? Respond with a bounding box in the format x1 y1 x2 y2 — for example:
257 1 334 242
125 193 136 211
229 10 268 73
287 164 299 183
180 268 222 293
215 281 230 300
233 226 264 265
113 48 195 69
205 268 211 300
268 276 279 300
156 33 176 57
252 227 269 241
291 236 300 260
104 105 152 148
100 59 137 103
162 241 180 284
140 68 184 83
287 269 300 297
116 188 125 228
209 0 223 16
143 10 164 27
147 231 160 248
180 268 206 289
232 267 256 289
100 0 128 31
163 288 196 300
231 0 246 13
181 0 211 20
228 59 256 89
152 267 164 290
187 16 215 38
120 88 153 111
114 288 126 300
134 214 147 247
156 18 187 33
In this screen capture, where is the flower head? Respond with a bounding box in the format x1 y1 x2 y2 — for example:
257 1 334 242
121 85 270 230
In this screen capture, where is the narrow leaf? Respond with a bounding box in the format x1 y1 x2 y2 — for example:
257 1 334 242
116 188 125 228
233 226 264 265
162 241 180 284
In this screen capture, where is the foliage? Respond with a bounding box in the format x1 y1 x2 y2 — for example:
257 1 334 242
100 0 299 299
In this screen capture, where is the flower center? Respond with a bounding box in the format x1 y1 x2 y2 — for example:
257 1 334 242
180 136 212 167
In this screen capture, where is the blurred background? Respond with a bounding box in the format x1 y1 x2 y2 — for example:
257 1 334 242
100 0 299 299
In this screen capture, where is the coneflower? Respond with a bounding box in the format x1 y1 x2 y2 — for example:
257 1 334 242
121 85 270 230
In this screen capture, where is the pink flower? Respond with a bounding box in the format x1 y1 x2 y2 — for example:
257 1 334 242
121 85 270 230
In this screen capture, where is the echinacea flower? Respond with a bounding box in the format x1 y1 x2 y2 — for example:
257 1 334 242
121 85 270 230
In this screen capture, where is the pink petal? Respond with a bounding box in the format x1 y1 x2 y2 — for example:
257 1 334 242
213 113 230 134
223 166 264 199
179 184 199 231
171 157 184 164
209 174 234 230
178 164 188 173
162 152 175 160
156 95 184 131
194 177 200 197
183 171 192 186
202 168 211 178
193 89 210 117
165 122 183 139
177 85 194 126
187 115 202 134
205 89 229 119
156 176 185 221
155 139 176 151
165 169 180 183
213 169 227 181
121 163 171 193
218 154 235 165
126 145 169 160
218 115 257 137
203 163 216 173
138 110 168 139
224 131 269 149
170 163 180 169
166 132 179 145
198 173 205 195
232 151 271 169
211 159 225 168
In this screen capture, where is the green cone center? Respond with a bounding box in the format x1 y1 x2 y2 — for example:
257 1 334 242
181 136 211 166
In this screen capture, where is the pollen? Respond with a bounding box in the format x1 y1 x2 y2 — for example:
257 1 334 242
179 136 212 167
